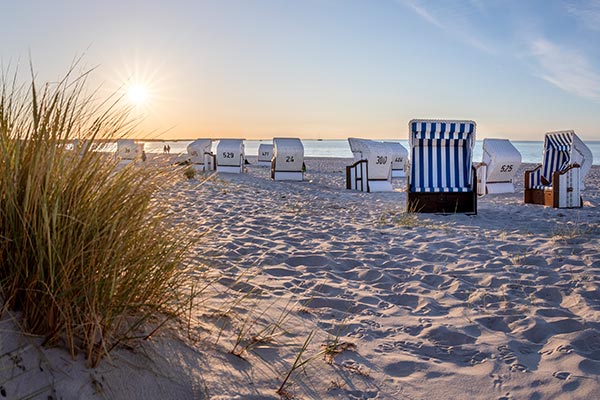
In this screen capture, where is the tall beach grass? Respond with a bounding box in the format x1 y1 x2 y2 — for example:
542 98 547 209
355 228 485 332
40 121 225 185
0 64 193 366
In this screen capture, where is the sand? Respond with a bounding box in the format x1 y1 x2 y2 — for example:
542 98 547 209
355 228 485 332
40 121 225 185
1 156 599 399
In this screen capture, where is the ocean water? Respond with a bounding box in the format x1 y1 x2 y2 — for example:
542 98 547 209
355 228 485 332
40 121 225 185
143 139 600 165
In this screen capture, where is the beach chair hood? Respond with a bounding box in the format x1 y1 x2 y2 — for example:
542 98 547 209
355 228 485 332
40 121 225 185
187 139 212 164
258 143 274 164
543 131 593 190
116 139 139 160
273 138 304 172
480 138 522 194
216 139 245 172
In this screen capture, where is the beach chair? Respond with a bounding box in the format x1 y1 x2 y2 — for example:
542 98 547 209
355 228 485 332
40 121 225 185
187 139 214 171
407 119 477 213
271 138 304 181
72 138 91 156
385 142 409 178
346 138 393 192
216 139 245 173
475 139 522 195
116 139 142 164
524 130 593 208
257 143 274 167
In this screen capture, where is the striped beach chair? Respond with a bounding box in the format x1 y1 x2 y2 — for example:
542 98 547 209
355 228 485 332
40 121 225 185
524 130 593 208
407 119 477 213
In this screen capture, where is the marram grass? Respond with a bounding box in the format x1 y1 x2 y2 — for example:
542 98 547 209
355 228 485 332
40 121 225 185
0 65 193 366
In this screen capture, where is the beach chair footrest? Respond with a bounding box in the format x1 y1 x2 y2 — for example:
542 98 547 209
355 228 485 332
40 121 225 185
407 191 477 214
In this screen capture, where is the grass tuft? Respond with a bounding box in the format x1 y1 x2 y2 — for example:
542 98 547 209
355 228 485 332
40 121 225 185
0 63 194 366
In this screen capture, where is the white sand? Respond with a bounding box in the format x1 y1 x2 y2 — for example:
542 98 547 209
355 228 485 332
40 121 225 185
2 156 599 399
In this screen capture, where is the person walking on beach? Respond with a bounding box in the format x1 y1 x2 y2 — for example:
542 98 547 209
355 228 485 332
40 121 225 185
167 144 171 154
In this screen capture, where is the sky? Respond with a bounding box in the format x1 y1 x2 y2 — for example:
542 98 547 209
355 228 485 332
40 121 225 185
1 0 600 141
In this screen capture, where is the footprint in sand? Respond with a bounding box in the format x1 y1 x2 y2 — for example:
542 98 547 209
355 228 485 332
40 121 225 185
383 360 425 377
552 371 571 380
497 345 529 372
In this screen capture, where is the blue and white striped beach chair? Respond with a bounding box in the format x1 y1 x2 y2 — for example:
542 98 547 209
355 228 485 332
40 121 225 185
524 130 593 208
407 119 477 213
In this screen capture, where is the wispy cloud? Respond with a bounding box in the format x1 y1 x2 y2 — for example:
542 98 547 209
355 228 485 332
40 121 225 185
564 0 600 31
399 0 495 54
529 38 600 100
404 1 443 29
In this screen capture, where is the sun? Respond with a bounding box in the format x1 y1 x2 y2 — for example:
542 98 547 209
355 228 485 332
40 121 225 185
127 84 149 105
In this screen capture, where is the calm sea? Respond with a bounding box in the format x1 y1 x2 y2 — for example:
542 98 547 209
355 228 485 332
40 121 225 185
142 140 600 165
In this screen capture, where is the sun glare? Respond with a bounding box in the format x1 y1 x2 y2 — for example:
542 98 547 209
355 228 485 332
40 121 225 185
128 84 149 105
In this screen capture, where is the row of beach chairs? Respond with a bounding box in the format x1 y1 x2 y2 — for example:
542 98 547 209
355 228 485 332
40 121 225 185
109 118 593 213
185 138 306 181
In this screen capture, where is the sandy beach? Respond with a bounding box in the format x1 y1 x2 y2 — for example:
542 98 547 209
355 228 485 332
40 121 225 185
1 155 599 399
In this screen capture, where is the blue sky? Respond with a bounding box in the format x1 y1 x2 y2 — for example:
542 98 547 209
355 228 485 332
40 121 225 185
1 0 600 140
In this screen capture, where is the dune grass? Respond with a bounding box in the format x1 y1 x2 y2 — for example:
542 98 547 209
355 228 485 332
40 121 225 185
0 64 193 366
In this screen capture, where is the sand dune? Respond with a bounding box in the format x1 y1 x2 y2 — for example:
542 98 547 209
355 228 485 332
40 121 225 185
1 156 599 399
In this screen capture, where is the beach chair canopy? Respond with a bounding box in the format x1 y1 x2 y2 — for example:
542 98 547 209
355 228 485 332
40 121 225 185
273 138 304 172
482 138 521 185
536 131 593 190
258 143 274 163
408 120 476 193
116 139 138 160
348 137 370 163
384 142 409 172
187 139 212 164
216 139 245 167
348 138 393 180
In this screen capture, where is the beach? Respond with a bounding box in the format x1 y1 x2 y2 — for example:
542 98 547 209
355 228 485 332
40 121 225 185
1 155 599 399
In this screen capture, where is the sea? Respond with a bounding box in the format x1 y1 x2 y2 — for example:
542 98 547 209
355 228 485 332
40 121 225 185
141 140 600 165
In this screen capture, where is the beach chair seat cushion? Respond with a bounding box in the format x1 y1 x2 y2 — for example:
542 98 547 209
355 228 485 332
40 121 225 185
410 138 473 193
411 186 471 193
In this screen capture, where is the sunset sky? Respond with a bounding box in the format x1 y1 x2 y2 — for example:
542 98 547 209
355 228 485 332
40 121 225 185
2 0 600 140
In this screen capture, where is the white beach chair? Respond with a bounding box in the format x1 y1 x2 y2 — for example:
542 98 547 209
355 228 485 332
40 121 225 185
385 142 409 178
271 138 304 181
216 139 245 173
72 138 91 156
476 139 522 195
407 119 477 213
346 138 393 192
257 143 274 167
116 139 142 164
524 130 593 208
187 139 214 171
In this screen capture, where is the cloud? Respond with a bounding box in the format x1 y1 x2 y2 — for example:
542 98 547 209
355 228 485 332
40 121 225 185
404 1 444 29
529 38 600 100
565 0 600 31
399 0 495 54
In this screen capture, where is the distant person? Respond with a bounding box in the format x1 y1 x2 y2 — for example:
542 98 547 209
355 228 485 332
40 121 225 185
141 150 147 162
163 145 167 154
167 144 171 154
